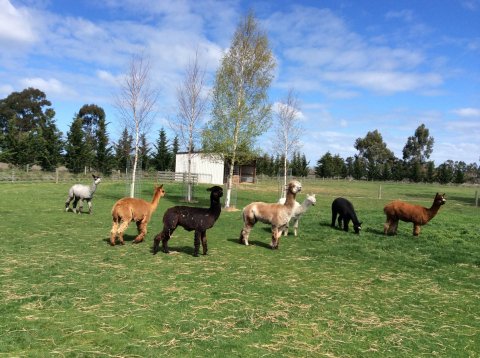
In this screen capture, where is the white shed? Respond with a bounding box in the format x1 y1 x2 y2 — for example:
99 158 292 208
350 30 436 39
175 152 225 185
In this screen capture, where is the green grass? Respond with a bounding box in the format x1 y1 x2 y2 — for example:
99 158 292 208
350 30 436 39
0 179 479 357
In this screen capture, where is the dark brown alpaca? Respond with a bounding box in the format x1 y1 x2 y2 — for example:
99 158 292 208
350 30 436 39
153 186 223 257
110 185 165 245
383 193 446 236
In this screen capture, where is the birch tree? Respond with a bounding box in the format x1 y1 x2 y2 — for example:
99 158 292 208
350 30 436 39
116 54 158 197
171 51 209 202
273 89 302 197
203 12 275 208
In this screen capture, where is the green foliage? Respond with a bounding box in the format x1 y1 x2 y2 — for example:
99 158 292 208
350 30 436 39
0 88 63 170
203 11 276 168
114 127 133 172
153 128 171 171
64 117 88 174
0 180 478 356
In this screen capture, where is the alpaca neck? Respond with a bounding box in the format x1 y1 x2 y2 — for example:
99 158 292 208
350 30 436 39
210 198 222 218
299 200 313 214
284 191 297 207
150 191 162 211
90 182 97 195
427 203 442 220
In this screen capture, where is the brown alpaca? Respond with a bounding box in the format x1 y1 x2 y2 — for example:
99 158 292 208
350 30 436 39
110 185 165 246
383 192 446 236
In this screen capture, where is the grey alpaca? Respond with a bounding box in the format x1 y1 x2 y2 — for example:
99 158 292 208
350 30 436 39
65 174 101 214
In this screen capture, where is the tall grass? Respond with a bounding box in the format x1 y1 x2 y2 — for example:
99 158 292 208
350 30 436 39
0 180 478 357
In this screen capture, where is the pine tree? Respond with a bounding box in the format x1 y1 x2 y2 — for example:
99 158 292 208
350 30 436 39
95 116 113 175
115 127 133 173
138 133 151 171
64 117 87 174
170 135 179 171
153 128 171 171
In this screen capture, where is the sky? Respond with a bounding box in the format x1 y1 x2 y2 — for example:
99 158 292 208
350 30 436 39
1 0 479 166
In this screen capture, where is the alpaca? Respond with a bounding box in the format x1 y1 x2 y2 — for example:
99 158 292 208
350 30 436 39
383 192 446 236
239 180 302 249
278 193 316 236
110 185 165 246
331 197 362 234
65 174 101 214
153 186 223 257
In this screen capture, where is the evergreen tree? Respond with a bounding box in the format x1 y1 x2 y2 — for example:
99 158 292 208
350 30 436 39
454 161 466 184
436 161 454 184
138 133 151 171
153 128 171 171
64 117 87 173
115 127 133 172
37 112 63 171
95 116 113 175
170 135 179 171
425 161 435 183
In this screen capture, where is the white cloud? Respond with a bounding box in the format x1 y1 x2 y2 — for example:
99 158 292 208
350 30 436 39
452 108 480 117
20 77 75 97
0 0 36 43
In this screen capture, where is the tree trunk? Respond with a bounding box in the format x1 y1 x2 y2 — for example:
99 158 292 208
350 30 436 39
225 157 235 208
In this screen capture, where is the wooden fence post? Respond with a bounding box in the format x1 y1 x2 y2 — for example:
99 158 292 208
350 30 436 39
475 190 478 207
378 185 382 199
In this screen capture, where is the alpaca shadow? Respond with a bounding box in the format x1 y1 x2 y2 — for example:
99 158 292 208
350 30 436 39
149 245 195 256
103 234 141 245
365 227 384 235
227 238 272 250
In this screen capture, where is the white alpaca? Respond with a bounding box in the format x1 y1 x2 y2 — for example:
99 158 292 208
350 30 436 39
65 174 101 214
278 193 316 236
239 180 302 249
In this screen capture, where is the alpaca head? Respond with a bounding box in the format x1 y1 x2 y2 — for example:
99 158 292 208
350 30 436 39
353 222 362 234
287 180 302 194
306 194 316 206
207 185 223 201
434 192 446 206
154 184 166 198
92 174 101 185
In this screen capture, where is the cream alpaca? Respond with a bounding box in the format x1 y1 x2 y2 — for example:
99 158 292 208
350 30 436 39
278 193 316 236
110 185 165 246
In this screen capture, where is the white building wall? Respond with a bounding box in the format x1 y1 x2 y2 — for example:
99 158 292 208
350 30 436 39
175 153 224 185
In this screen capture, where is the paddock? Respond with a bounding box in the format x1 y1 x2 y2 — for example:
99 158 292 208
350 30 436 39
0 179 478 356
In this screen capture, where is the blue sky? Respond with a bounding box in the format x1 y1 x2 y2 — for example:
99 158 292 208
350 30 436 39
1 0 479 166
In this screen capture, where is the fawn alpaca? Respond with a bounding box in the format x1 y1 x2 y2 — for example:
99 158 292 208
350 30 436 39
110 185 165 246
383 192 446 236
153 186 223 257
239 180 302 249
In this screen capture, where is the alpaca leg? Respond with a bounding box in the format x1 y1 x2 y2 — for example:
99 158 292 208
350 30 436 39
293 218 299 237
193 231 201 257
271 227 281 249
239 225 252 246
134 219 147 243
87 200 92 214
337 215 343 229
72 197 80 214
200 231 208 255
331 212 337 227
77 199 84 214
162 229 174 254
153 232 163 255
65 195 73 212
343 218 350 232
413 224 421 236
116 220 130 245
392 220 399 235
110 222 119 246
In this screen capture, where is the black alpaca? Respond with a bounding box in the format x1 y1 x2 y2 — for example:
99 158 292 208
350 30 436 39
153 186 223 257
331 197 362 234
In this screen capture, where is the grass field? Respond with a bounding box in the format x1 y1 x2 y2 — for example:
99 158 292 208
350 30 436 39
0 179 479 357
